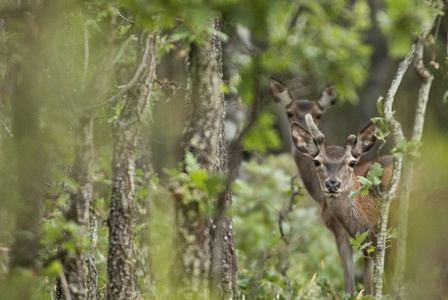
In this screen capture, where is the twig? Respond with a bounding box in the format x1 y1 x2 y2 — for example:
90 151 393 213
82 21 90 90
154 79 188 92
113 32 135 65
278 174 302 300
116 9 135 24
89 34 153 110
58 270 72 300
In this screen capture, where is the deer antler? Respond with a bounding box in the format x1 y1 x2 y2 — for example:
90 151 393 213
305 114 325 146
345 134 357 153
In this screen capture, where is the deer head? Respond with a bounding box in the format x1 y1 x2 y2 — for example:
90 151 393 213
291 114 377 198
269 76 336 128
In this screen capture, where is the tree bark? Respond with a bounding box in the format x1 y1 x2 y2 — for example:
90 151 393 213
172 19 237 299
61 13 119 299
62 116 94 300
134 127 155 292
106 32 157 300
87 204 98 300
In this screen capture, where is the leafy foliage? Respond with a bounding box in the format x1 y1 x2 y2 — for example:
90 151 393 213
349 231 375 256
351 162 384 198
233 155 356 299
377 0 436 57
1 0 446 299
242 111 282 154
166 152 226 214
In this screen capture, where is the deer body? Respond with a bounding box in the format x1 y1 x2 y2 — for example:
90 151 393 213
291 114 381 294
324 172 379 243
270 76 385 292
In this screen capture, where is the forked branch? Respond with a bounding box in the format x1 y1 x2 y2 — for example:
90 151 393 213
372 7 439 297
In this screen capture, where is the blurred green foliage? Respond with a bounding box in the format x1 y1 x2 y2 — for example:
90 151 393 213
0 0 445 299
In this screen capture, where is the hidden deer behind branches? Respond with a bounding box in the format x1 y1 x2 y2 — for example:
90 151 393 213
270 76 393 293
291 114 380 294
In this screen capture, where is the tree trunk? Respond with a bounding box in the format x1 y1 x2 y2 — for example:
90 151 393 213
9 2 48 272
171 19 237 299
61 14 118 299
106 32 157 300
62 116 94 300
134 127 155 291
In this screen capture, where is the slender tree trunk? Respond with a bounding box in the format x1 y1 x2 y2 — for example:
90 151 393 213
134 127 155 291
373 19 436 298
172 19 237 299
9 2 48 272
392 40 433 298
87 204 98 300
61 13 118 299
106 32 157 300
62 116 95 300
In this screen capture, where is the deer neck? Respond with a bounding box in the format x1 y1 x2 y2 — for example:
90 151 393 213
292 147 324 204
324 174 379 243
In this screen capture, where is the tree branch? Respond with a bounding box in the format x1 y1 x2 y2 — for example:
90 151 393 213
373 10 438 297
392 38 434 298
58 270 73 300
89 32 153 110
278 174 303 300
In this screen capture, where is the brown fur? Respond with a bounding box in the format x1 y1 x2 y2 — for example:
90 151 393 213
352 174 380 243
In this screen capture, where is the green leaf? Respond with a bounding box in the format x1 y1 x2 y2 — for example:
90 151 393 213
135 187 149 200
184 151 200 172
357 176 372 186
189 169 209 191
45 261 63 276
443 90 448 104
376 96 384 116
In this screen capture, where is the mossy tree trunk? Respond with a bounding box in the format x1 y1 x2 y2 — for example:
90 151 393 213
106 32 157 300
172 19 237 299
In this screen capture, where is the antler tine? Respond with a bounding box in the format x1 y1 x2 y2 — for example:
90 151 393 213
345 134 357 152
305 114 325 146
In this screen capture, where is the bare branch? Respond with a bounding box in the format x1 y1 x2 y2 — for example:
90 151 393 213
392 39 434 298
113 33 135 65
278 174 303 300
90 33 153 110
373 11 438 297
58 270 73 300
412 43 434 142
82 22 90 90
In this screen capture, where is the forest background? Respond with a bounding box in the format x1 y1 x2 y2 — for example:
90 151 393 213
0 0 447 299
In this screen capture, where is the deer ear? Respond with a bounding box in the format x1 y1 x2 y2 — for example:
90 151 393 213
317 85 336 111
269 76 293 107
291 122 319 157
352 122 378 158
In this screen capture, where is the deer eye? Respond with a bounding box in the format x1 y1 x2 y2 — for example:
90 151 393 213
313 160 321 167
349 160 356 168
287 112 293 118
315 114 322 120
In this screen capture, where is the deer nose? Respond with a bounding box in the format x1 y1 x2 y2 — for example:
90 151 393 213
325 180 341 193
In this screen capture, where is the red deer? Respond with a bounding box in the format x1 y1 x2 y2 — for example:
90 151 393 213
291 114 380 294
270 76 392 293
